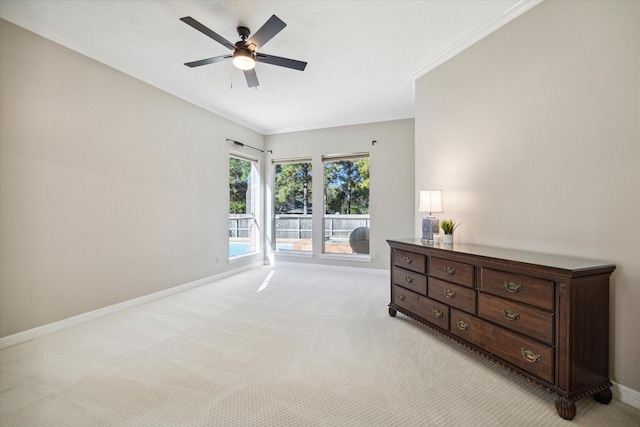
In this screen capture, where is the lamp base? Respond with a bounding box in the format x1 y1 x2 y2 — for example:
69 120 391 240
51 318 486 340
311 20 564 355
421 216 440 244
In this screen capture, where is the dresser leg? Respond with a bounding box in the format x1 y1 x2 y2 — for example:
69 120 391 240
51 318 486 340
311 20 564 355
388 307 397 317
555 397 576 420
593 387 612 404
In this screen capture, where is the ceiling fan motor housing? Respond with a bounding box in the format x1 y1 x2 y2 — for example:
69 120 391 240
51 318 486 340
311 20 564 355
237 26 251 41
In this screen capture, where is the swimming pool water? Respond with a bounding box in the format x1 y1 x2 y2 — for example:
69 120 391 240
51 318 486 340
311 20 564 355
229 242 252 256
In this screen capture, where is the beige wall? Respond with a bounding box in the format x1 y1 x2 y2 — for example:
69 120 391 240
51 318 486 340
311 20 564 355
265 120 415 270
0 19 265 337
0 18 415 337
415 1 639 391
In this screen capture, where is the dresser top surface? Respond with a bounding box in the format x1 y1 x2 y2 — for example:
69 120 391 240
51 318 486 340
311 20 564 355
387 238 615 273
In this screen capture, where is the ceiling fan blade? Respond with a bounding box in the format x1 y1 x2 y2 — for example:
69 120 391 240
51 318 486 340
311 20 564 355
256 53 307 71
184 54 232 68
244 69 260 88
180 16 234 50
247 15 286 49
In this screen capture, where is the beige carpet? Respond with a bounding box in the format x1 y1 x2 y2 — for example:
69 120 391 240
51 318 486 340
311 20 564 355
1 264 638 426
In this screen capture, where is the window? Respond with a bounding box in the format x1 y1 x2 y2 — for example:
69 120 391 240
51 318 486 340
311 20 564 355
323 153 370 254
273 159 312 252
229 155 258 257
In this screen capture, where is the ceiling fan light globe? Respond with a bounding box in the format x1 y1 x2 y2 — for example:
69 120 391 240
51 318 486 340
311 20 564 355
232 49 256 70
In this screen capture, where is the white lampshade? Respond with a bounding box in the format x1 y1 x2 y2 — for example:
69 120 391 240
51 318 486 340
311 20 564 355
419 190 443 214
232 49 256 70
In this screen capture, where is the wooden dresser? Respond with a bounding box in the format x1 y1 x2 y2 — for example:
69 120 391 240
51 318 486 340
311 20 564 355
387 238 616 420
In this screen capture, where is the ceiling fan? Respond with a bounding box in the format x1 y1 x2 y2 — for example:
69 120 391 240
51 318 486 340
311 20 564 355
180 15 307 88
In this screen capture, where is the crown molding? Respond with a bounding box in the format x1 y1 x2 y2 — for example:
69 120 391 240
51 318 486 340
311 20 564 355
411 0 543 80
4 4 408 138
2 1 541 137
263 110 415 135
0 7 266 135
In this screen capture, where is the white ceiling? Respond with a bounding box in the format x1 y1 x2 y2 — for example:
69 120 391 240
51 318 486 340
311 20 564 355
0 1 540 135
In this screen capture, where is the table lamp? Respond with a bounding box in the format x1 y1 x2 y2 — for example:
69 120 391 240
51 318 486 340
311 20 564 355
419 190 443 244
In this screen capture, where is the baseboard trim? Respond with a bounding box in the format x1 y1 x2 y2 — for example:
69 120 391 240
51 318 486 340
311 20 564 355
612 381 640 410
2 262 637 412
0 262 263 350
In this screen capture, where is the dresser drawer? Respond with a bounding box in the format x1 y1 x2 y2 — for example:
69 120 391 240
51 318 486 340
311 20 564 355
481 269 554 311
393 267 427 295
392 284 450 330
428 277 476 314
430 257 474 288
478 293 554 344
394 249 426 274
450 309 554 383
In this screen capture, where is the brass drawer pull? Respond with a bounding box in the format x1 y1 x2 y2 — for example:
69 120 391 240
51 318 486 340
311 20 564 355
444 289 456 299
404 256 413 264
444 266 456 276
504 281 522 293
404 275 413 283
397 293 405 301
521 348 541 363
432 309 443 319
503 309 520 321
456 319 469 331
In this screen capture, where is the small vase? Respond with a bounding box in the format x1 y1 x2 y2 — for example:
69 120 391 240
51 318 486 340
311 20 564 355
442 234 454 244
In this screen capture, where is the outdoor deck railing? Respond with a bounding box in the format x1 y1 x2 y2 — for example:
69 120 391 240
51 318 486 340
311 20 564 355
229 214 370 238
229 214 253 238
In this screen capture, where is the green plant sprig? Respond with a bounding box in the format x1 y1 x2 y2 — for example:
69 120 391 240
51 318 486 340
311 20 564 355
440 219 461 235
